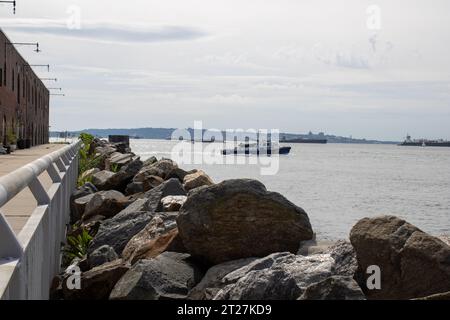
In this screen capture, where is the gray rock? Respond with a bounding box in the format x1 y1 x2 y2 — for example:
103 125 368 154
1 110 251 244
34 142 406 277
299 276 365 300
88 245 119 269
183 170 214 191
92 170 115 189
116 198 148 216
166 167 192 182
149 159 178 179
134 159 178 181
94 145 116 157
87 210 155 255
122 212 179 264
188 258 257 300
144 178 187 212
327 240 358 278
177 179 313 265
350 215 450 299
111 142 130 154
127 175 164 194
214 252 335 300
105 152 134 170
142 156 157 167
438 235 450 246
82 190 128 221
72 193 95 223
70 183 97 223
105 157 143 191
110 252 203 300
125 182 145 195
161 195 187 212
63 259 129 300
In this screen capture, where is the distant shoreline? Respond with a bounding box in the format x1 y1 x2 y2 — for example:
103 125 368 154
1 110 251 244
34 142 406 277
50 128 400 145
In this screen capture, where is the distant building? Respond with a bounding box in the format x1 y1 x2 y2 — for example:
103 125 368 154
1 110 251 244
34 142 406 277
0 29 49 148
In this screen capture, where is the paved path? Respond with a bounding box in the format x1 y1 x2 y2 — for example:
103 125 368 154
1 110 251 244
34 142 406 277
0 144 65 234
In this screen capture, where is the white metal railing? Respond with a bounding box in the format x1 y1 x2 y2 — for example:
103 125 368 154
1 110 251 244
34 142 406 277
0 140 81 300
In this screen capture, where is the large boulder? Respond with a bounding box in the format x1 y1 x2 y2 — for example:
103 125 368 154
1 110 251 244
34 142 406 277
82 190 128 221
62 259 129 300
214 252 335 300
110 252 203 300
298 276 365 300
177 179 313 265
350 215 450 299
188 258 257 300
183 170 214 191
70 182 97 223
87 210 155 255
122 213 180 264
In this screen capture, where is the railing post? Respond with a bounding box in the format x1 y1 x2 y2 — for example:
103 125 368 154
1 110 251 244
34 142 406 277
0 212 23 260
28 178 50 206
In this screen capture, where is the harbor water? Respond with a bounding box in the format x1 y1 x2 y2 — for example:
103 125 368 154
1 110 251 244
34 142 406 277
131 139 450 240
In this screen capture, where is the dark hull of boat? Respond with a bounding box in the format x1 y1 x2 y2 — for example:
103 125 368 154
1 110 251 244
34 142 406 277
400 142 450 147
222 146 291 155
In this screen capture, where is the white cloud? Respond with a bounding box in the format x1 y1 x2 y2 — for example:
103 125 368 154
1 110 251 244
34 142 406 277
0 18 207 44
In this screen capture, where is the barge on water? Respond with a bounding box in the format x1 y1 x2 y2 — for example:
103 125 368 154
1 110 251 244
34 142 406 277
222 142 291 155
399 135 450 147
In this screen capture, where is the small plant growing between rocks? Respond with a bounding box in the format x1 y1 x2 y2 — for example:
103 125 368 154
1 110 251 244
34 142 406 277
110 163 120 173
62 227 93 266
77 174 93 187
78 133 102 175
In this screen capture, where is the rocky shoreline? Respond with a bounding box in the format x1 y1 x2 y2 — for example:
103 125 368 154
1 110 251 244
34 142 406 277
50 137 450 300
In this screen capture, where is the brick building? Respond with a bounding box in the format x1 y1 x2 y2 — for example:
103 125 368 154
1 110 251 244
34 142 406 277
0 29 49 148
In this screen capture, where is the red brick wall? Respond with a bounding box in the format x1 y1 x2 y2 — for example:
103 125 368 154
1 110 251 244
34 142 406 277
0 29 49 147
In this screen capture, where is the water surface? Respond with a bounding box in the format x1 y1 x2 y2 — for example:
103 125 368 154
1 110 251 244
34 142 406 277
132 139 450 240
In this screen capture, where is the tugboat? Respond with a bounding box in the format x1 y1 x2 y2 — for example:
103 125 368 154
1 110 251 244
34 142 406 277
399 134 450 147
222 141 291 155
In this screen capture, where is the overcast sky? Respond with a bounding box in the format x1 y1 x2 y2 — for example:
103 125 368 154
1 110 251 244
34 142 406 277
1 0 450 140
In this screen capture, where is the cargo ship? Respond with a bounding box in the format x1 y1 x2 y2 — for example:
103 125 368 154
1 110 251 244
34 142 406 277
399 135 450 147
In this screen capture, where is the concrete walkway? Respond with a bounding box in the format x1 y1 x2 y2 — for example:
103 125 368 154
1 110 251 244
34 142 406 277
0 144 65 234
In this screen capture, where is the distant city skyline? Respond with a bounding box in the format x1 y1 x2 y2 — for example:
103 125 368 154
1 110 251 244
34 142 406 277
1 0 450 141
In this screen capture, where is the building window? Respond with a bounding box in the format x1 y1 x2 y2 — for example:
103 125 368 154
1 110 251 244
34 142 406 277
12 70 14 91
0 68 2 87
